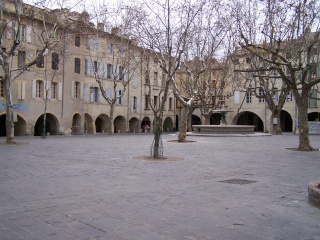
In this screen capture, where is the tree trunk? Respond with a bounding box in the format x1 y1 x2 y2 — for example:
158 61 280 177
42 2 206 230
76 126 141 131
178 105 189 142
42 97 48 138
108 105 114 135
204 115 210 125
187 107 193 131
5 80 15 144
270 110 282 135
152 114 163 159
297 97 312 150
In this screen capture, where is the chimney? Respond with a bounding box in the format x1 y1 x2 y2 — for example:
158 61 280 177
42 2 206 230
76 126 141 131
97 22 104 32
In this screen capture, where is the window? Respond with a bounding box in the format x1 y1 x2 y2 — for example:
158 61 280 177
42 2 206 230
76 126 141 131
212 96 216 107
117 90 123 104
75 36 80 47
36 80 43 98
74 58 81 74
85 59 88 75
107 43 113 53
162 73 166 87
93 61 98 73
0 81 4 97
309 90 317 107
259 89 265 103
74 81 80 99
36 50 44 68
246 92 252 103
246 58 251 64
90 87 99 103
107 64 112 79
17 51 26 69
154 72 158 85
145 95 149 109
169 97 172 110
52 53 59 70
18 25 26 42
51 82 57 99
234 58 239 65
132 96 137 113
153 96 158 107
272 88 278 102
119 66 124 80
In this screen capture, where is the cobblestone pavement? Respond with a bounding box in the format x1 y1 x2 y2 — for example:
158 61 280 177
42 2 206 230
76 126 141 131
0 133 320 240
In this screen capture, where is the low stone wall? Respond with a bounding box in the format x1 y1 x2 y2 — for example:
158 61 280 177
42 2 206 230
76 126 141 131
192 125 255 134
308 180 320 209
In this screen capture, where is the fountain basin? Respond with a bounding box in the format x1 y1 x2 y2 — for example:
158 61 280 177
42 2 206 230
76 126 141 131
192 125 255 134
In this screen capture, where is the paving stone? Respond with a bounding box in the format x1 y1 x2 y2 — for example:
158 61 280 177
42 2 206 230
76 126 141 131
0 134 320 239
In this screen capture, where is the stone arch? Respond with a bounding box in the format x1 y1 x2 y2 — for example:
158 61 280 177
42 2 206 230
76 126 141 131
72 113 82 135
114 115 126 133
163 117 174 132
210 113 221 125
192 114 201 125
141 116 151 132
129 117 140 133
308 112 320 121
234 111 264 131
84 113 94 134
0 113 28 136
34 113 59 136
95 114 110 133
281 110 293 132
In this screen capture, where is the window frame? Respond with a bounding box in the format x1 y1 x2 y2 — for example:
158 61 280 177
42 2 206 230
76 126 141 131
74 58 81 74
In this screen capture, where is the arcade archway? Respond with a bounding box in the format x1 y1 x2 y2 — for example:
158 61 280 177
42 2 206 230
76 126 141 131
95 114 110 133
281 110 293 132
129 117 140 133
84 113 94 134
235 111 264 131
141 116 151 132
114 116 126 133
210 113 221 125
72 113 81 135
163 117 174 132
0 114 27 136
34 113 59 136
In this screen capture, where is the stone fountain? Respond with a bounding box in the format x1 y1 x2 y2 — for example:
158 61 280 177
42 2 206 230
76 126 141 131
192 108 255 135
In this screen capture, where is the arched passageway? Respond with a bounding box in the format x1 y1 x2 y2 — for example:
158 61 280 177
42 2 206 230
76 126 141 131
192 115 201 125
210 113 221 125
163 117 174 132
308 112 320 121
72 113 82 135
0 114 27 136
84 113 94 134
129 117 140 133
95 114 110 133
281 110 293 132
114 116 126 133
34 113 59 136
141 117 151 132
235 111 264 131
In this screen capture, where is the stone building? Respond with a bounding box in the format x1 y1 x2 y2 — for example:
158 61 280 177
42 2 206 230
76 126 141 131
0 2 176 136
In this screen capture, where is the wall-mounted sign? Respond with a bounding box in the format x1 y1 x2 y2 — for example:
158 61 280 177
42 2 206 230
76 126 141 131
0 103 28 111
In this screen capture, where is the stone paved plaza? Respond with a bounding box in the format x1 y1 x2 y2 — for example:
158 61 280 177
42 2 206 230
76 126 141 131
0 133 320 240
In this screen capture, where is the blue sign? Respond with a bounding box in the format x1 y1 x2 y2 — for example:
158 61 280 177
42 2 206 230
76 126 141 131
0 103 28 110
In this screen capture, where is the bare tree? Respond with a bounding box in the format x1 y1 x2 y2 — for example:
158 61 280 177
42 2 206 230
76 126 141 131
233 0 320 150
233 52 290 134
124 0 207 157
0 0 64 143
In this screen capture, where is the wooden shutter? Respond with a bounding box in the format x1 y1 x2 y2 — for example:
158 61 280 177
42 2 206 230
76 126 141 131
31 79 36 98
80 82 84 99
58 83 62 100
234 91 240 104
26 25 32 42
71 81 75 98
